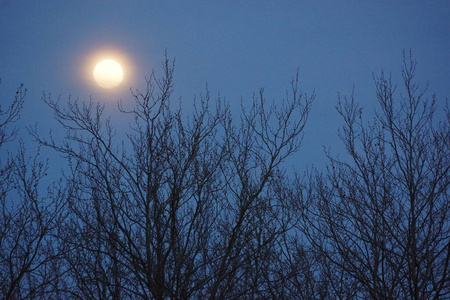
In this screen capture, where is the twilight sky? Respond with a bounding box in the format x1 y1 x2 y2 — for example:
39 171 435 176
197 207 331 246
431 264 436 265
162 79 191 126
1 1 449 170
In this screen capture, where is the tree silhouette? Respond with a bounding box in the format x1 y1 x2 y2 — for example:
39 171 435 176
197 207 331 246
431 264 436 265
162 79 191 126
32 58 314 299
2 53 448 299
299 52 450 299
0 82 65 299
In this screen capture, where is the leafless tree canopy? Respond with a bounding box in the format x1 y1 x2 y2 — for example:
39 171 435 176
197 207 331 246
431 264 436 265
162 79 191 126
27 58 315 299
299 52 450 299
1 53 448 299
0 82 65 299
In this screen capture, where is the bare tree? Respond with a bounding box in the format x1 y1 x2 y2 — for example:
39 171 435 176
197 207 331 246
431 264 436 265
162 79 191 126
0 80 24 146
0 82 64 299
8 53 446 300
205 81 313 299
299 52 450 299
32 58 314 299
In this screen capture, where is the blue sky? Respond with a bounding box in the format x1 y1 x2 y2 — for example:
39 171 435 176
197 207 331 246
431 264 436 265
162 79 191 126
1 1 449 169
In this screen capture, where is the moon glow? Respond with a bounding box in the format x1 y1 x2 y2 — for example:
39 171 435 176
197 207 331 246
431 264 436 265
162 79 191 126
93 59 124 88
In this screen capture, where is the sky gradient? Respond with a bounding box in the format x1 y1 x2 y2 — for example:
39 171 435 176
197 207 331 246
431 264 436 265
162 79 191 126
1 1 449 169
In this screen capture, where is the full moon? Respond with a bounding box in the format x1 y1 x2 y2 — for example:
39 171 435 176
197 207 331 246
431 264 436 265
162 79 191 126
93 59 124 88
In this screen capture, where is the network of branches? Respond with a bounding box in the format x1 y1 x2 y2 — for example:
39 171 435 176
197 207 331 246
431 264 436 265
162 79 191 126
0 53 448 299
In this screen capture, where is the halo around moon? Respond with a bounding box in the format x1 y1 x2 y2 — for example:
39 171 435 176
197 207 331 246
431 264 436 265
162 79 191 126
93 59 124 88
